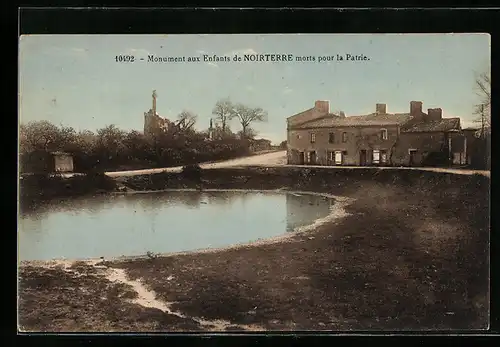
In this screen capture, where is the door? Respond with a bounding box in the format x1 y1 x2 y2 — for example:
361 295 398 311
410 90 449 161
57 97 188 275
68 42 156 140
359 150 367 166
334 151 343 165
299 152 305 165
309 151 316 165
409 150 417 167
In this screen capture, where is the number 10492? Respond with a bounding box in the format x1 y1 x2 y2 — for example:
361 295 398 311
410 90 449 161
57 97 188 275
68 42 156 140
115 55 136 63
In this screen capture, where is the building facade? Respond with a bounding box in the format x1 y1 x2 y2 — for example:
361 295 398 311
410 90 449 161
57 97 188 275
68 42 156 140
287 100 468 167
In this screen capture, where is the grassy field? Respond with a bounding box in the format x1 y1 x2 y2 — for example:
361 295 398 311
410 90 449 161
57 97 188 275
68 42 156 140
18 167 490 332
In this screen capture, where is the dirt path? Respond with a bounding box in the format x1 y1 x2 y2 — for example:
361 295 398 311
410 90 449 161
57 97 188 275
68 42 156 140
105 267 263 331
105 150 489 178
105 150 287 177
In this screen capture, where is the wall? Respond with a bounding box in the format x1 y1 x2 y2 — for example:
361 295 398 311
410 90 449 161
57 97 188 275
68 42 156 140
54 155 74 172
287 125 399 166
391 132 466 167
392 132 447 166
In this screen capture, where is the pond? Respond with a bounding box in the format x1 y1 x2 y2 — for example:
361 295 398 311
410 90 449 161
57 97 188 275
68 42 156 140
18 190 337 261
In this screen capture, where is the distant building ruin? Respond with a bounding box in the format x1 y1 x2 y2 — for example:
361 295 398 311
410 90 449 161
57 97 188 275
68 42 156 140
144 90 172 137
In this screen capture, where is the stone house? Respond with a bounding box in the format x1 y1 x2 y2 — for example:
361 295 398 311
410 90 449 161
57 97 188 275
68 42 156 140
393 102 464 166
462 127 491 169
287 100 467 167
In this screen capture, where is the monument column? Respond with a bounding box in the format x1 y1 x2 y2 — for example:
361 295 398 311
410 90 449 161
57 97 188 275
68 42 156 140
152 90 157 116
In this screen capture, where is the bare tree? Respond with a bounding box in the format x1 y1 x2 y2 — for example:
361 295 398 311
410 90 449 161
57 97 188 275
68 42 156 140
175 111 198 132
473 71 491 136
231 103 268 139
212 98 234 134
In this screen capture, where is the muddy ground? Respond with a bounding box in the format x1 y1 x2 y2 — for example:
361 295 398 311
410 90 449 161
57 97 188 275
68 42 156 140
18 167 490 332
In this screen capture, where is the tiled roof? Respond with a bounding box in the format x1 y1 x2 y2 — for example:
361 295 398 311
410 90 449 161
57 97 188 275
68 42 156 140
294 113 411 128
401 118 461 132
287 108 315 120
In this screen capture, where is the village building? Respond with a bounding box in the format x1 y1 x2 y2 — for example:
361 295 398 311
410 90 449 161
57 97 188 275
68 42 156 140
287 100 469 167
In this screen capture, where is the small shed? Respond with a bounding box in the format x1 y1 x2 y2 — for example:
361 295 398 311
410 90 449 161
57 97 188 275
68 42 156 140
51 151 74 173
20 150 74 174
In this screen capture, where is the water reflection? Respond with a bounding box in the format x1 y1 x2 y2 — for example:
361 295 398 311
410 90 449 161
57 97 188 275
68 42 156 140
18 190 334 261
285 193 332 232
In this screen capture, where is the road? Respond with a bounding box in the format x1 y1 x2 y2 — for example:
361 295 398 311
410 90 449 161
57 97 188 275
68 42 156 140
105 150 490 178
105 151 287 177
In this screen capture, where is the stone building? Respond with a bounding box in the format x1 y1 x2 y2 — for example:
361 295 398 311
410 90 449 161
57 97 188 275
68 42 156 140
144 90 172 137
287 100 468 167
394 102 464 166
462 127 491 169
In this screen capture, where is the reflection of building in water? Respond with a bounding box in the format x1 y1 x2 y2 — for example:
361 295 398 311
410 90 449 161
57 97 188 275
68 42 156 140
205 191 240 206
285 193 332 232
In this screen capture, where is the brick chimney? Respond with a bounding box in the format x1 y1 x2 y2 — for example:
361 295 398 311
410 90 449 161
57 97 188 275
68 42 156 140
427 108 443 121
410 101 423 121
376 103 387 114
314 100 330 114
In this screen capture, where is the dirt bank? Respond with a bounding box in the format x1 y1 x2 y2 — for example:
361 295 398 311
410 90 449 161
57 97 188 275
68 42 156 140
18 167 490 332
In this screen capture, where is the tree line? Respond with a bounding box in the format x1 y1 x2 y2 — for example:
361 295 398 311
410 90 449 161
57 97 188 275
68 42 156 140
19 98 269 173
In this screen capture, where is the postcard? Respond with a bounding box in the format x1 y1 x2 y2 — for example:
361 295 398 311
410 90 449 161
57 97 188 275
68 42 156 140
18 33 490 332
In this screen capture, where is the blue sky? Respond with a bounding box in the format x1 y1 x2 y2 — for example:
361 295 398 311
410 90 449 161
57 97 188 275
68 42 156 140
19 34 490 144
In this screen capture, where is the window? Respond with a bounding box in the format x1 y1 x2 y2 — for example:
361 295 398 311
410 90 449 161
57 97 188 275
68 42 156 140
310 133 316 143
335 151 343 165
328 133 335 143
381 129 388 140
373 150 380 164
380 150 388 164
342 132 348 143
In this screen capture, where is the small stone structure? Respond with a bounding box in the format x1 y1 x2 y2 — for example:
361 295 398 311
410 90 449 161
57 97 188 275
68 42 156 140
52 151 74 173
20 151 74 174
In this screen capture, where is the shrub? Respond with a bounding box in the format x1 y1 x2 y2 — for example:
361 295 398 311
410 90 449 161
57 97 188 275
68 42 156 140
181 164 203 181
